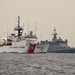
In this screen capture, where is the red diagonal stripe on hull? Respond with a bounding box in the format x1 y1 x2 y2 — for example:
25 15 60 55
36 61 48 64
28 44 36 53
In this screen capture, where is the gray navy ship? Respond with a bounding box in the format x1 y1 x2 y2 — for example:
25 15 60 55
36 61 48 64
46 28 75 53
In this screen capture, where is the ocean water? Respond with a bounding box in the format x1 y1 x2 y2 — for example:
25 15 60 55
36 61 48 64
0 53 75 75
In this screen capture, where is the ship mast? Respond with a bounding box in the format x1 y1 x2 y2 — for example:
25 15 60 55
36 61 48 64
35 21 37 36
14 16 23 37
54 28 57 39
7 24 8 38
52 28 58 42
28 20 29 34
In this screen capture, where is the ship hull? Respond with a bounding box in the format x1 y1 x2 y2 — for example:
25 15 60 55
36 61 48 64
47 49 75 53
0 43 49 53
0 41 29 53
0 46 26 53
34 44 49 53
47 45 75 53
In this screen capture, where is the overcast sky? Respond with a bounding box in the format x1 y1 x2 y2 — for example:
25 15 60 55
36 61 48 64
0 0 75 47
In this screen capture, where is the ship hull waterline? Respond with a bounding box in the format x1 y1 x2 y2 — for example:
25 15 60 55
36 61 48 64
47 48 75 53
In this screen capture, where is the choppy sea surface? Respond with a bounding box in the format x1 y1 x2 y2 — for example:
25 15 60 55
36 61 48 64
0 53 75 75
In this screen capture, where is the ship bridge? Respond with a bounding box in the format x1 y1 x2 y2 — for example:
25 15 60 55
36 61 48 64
25 31 38 44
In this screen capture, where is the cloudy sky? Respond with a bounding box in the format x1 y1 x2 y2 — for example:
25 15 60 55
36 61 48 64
0 0 75 47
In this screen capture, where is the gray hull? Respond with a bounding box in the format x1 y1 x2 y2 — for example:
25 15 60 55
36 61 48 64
48 48 75 53
47 45 75 53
